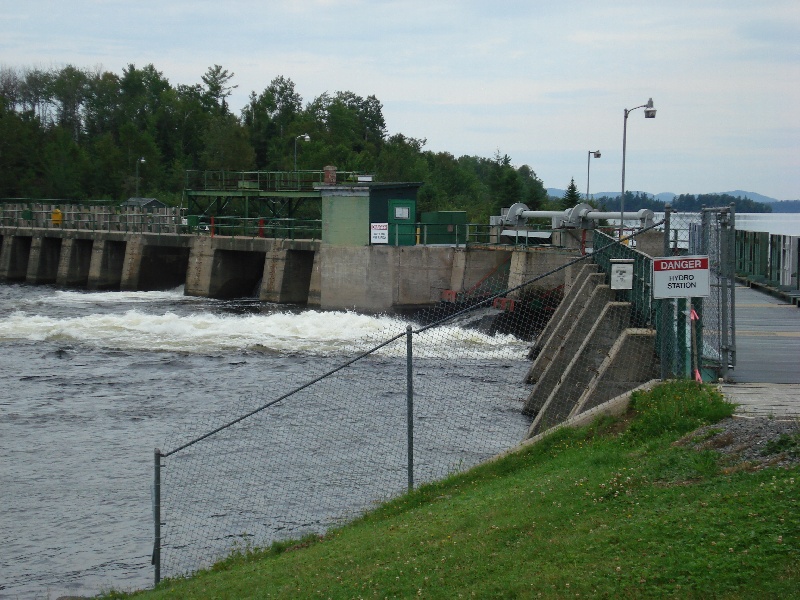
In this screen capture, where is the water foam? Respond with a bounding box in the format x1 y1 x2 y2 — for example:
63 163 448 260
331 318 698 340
0 308 526 359
43 287 196 305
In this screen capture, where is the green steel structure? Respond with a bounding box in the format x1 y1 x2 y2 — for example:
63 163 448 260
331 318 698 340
182 169 361 221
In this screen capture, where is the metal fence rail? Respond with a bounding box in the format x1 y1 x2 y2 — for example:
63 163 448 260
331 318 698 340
0 203 181 233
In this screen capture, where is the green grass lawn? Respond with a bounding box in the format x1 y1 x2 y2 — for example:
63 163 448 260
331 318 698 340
108 382 799 599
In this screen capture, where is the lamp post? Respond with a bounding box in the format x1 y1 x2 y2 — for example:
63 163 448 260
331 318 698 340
620 98 656 239
135 157 145 198
294 133 310 173
586 150 601 201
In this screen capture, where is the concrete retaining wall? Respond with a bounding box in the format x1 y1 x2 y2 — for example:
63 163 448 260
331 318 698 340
519 253 660 439
527 301 631 437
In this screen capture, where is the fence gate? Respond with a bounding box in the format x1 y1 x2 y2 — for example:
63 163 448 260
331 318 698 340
686 205 736 380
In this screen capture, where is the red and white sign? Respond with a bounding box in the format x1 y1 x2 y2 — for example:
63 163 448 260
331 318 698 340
652 255 710 298
370 222 389 244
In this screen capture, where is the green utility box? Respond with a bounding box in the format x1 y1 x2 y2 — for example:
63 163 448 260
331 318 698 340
419 211 467 244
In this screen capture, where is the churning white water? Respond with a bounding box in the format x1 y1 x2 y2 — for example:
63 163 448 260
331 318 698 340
0 288 526 358
0 284 531 598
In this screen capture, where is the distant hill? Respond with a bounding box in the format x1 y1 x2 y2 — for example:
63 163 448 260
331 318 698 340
548 189 675 202
720 190 779 204
769 200 800 213
546 188 799 212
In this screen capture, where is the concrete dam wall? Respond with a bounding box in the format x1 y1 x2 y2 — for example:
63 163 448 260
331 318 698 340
0 227 580 311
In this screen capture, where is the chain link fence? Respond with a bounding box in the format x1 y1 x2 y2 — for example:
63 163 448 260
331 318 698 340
152 210 734 585
672 206 736 380
154 261 543 583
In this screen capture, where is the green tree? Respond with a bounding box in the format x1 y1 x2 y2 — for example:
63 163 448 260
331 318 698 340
84 69 121 137
0 66 21 111
518 164 547 211
119 64 171 131
19 67 55 124
201 65 237 115
241 76 303 169
561 177 582 209
51 65 88 141
41 127 88 199
84 132 125 198
201 114 255 171
375 134 428 182
0 102 44 196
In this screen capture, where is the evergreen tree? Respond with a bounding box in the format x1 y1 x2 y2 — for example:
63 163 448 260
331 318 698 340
561 178 582 210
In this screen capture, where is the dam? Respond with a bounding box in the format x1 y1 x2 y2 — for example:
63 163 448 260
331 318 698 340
0 203 583 313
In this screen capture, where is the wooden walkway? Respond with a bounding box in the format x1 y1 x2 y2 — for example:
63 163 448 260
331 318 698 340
720 285 800 418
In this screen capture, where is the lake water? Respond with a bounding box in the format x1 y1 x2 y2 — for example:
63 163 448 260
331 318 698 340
0 284 532 599
733 212 800 237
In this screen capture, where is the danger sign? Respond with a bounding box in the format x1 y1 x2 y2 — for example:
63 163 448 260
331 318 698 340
370 222 389 244
652 255 710 298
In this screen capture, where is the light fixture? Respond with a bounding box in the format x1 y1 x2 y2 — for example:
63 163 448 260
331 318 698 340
135 157 145 198
294 134 310 173
620 98 656 240
587 150 601 201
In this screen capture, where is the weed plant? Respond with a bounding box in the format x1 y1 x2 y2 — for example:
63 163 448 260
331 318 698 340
107 382 797 599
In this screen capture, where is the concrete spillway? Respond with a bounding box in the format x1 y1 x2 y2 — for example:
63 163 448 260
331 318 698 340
1 227 587 312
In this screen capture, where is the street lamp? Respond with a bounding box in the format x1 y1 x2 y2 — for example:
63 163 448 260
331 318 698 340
586 150 601 201
620 98 656 239
294 133 310 172
135 157 145 198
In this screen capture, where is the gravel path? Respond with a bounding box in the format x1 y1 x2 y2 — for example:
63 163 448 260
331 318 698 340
678 416 800 470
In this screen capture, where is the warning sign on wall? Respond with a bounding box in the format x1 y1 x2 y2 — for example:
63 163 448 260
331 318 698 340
370 222 389 244
652 255 710 298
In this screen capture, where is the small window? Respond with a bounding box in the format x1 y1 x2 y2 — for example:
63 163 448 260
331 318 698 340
394 206 410 220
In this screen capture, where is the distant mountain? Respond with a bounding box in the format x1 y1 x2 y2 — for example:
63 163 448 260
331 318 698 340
547 188 799 207
719 190 779 204
547 189 674 201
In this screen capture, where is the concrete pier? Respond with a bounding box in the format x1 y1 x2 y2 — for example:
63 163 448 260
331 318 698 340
1 226 580 311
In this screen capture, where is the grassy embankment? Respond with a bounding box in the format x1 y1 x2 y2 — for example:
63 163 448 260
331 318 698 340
109 382 799 599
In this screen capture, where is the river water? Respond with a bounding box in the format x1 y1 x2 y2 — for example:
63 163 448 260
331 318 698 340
0 284 532 599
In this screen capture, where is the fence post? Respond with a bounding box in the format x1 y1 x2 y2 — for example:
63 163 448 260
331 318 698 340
728 203 736 370
153 448 162 586
720 204 733 380
660 206 672 379
406 325 414 491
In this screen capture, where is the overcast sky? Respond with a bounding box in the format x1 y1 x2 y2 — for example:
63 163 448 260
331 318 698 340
2 0 799 199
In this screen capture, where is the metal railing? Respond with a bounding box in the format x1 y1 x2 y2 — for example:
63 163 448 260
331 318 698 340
0 203 181 234
184 169 363 192
187 216 322 240
369 222 559 248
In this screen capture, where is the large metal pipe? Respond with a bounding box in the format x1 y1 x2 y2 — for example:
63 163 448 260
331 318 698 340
519 210 568 219
503 202 654 229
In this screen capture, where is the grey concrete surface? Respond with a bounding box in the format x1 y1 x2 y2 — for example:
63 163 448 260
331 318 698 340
720 383 800 419
721 284 800 418
728 285 800 384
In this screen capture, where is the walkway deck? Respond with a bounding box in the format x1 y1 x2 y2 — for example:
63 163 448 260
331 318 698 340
721 284 800 418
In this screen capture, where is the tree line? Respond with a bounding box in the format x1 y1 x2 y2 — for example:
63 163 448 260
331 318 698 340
592 192 772 214
0 63 549 222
